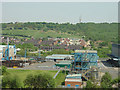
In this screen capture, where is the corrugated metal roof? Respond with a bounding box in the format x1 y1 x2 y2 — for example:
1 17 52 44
66 74 81 77
65 78 82 82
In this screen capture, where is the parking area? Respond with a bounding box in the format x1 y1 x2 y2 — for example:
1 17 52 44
98 59 119 79
23 61 59 70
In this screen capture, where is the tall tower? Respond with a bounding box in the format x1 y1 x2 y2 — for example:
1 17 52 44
79 16 82 23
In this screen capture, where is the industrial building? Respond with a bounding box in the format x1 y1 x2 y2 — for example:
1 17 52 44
72 50 98 70
55 60 72 69
45 54 74 61
0 45 16 60
107 44 120 67
71 50 99 80
108 44 120 60
65 74 82 88
64 50 99 88
52 54 74 59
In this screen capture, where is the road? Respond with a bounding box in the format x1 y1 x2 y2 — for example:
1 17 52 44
8 61 59 70
98 61 119 79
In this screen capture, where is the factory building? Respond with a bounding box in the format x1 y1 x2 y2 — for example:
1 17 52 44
55 60 72 69
52 54 74 59
45 54 74 61
0 45 16 60
107 44 120 67
65 74 82 88
66 50 99 84
110 44 120 60
72 50 98 70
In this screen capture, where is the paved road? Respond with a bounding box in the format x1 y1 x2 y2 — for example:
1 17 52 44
8 61 59 70
98 61 119 79
23 61 59 70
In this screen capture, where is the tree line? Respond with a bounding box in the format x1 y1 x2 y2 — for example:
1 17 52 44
1 22 118 43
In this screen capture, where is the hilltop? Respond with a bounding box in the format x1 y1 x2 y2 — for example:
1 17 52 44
2 22 118 43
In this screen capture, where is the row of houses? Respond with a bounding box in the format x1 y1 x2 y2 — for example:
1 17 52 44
1 36 90 51
1 36 90 46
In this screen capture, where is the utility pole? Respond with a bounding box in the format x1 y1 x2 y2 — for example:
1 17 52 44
79 16 82 23
39 48 41 58
7 37 9 60
24 49 27 66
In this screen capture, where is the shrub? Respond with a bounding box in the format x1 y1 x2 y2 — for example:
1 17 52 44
24 73 55 88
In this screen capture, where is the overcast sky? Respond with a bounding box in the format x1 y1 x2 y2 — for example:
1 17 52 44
1 2 118 23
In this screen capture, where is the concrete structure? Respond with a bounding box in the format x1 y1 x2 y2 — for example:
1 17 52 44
65 74 82 88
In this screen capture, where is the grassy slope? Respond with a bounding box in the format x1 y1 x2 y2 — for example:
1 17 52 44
2 30 81 39
7 69 66 87
54 71 66 87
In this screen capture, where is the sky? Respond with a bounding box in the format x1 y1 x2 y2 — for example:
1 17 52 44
1 2 118 23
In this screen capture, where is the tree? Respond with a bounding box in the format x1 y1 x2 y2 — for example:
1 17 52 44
23 74 34 88
85 80 93 88
111 76 120 88
2 74 22 88
2 66 7 75
99 42 108 47
100 72 112 88
85 80 100 88
24 73 55 88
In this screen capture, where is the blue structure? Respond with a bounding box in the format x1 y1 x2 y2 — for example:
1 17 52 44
1 45 16 60
72 50 99 71
4 44 9 60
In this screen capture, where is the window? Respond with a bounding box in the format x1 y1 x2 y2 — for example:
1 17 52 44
75 85 79 88
67 84 71 87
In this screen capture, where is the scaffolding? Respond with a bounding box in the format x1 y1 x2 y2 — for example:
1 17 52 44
71 50 99 80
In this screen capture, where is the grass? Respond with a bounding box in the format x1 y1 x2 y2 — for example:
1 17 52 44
2 30 81 39
6 69 66 87
54 71 66 87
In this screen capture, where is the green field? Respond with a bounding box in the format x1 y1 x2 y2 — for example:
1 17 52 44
2 30 81 39
6 69 66 87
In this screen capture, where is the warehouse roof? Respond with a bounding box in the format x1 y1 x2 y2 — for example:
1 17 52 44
65 79 82 82
46 55 67 60
66 74 81 78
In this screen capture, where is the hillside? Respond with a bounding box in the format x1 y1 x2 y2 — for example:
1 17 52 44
2 22 118 43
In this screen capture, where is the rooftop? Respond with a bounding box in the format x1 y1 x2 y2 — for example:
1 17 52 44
65 78 82 82
46 55 67 59
66 74 82 78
